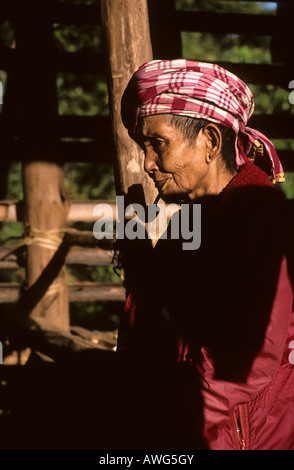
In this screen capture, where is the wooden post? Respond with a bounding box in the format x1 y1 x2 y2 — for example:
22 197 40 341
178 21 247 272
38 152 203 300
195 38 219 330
15 0 70 331
22 162 70 331
100 0 157 205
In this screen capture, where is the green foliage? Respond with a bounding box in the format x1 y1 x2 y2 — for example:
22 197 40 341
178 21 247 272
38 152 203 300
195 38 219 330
57 73 108 116
181 31 272 64
0 20 14 47
64 162 115 200
277 173 294 200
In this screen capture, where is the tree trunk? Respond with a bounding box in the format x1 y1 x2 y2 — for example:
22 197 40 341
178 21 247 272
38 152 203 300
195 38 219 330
100 0 157 205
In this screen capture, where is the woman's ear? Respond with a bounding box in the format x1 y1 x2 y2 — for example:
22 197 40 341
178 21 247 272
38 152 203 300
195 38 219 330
202 123 222 163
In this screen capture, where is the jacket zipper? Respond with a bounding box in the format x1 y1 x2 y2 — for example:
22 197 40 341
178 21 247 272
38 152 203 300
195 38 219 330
233 404 247 450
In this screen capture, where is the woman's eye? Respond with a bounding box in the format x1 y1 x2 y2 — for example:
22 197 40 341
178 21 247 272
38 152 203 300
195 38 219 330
152 139 165 150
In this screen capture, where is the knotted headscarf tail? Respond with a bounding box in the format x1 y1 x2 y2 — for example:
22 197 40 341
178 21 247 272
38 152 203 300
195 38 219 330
121 59 285 183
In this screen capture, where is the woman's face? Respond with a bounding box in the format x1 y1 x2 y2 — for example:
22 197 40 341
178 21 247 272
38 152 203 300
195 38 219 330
135 114 216 202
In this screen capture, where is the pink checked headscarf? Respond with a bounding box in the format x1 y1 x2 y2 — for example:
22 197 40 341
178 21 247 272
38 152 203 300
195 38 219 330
121 59 284 183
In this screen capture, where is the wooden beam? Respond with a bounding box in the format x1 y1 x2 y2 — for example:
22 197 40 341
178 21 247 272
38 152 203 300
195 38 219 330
69 282 125 302
176 11 277 36
0 115 112 139
66 247 114 266
0 48 106 74
0 246 115 268
249 115 294 140
100 0 157 204
10 317 116 365
215 62 294 87
1 112 294 147
22 163 71 330
0 140 114 164
0 48 293 86
0 199 179 223
0 0 101 26
0 282 125 304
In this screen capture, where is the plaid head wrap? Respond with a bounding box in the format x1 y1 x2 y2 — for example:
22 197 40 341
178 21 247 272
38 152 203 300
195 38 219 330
121 59 284 183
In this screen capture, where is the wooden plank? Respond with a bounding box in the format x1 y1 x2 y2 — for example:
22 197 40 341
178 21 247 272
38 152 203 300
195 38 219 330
0 283 20 303
0 199 179 223
67 200 116 223
1 113 294 143
54 51 105 74
66 247 114 266
0 246 114 268
0 200 19 222
11 317 116 366
57 116 111 139
0 0 101 26
0 0 286 25
0 115 112 139
3 139 292 167
215 62 294 87
69 282 125 302
0 140 114 163
1 48 293 86
0 282 125 303
220 0 287 3
220 0 284 2
0 200 117 223
0 47 105 74
176 11 276 36
249 114 294 139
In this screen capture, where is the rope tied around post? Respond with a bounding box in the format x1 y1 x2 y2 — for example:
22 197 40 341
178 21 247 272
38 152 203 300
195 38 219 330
0 226 65 262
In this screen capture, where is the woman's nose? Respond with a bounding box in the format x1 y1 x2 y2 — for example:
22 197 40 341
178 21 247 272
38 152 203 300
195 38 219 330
144 147 159 174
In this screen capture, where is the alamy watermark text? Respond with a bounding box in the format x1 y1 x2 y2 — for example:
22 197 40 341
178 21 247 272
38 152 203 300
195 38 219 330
93 196 201 251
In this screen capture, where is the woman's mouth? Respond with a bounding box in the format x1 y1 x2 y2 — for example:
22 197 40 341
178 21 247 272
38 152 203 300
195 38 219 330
154 178 168 188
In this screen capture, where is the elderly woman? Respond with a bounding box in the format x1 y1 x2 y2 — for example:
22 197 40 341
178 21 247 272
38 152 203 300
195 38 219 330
118 60 294 450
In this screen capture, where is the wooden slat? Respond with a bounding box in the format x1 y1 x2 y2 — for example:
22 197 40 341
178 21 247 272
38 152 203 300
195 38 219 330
0 115 112 139
0 282 20 303
0 199 179 223
67 200 116 223
57 116 111 139
4 140 293 167
0 282 125 303
0 0 101 26
220 0 284 2
215 62 294 87
0 199 117 223
1 48 293 86
69 282 124 302
0 48 106 75
249 114 294 139
176 11 276 36
1 113 293 142
54 51 106 74
0 140 114 163
66 247 114 266
0 246 114 268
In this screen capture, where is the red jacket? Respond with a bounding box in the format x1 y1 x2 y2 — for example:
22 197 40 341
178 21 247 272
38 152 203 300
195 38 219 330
118 164 294 450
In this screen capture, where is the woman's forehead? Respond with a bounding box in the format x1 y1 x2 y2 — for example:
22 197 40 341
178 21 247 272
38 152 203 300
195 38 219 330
137 114 177 138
